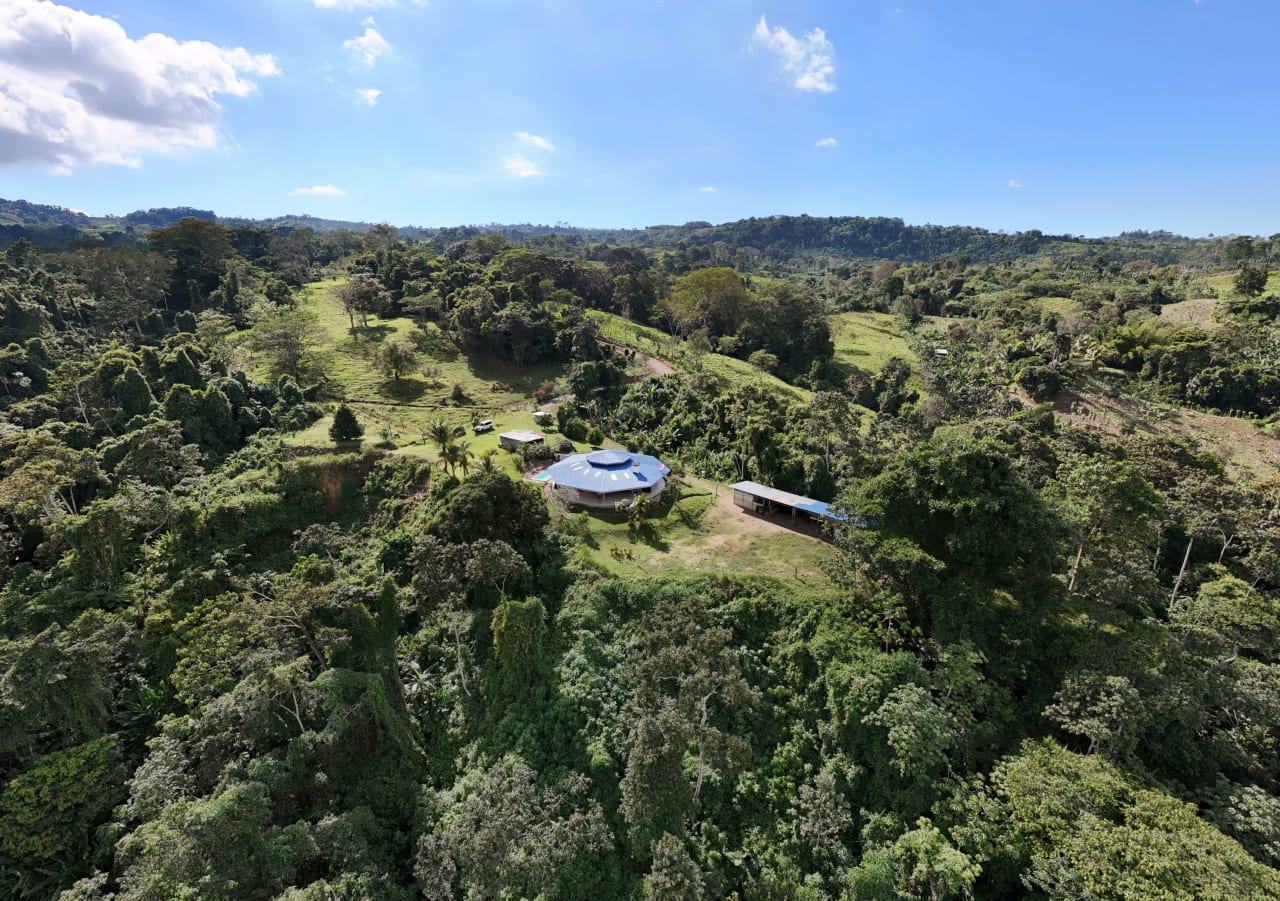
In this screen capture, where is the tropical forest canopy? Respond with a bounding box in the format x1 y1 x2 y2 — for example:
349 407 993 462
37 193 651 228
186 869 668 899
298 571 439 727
0 200 1278 899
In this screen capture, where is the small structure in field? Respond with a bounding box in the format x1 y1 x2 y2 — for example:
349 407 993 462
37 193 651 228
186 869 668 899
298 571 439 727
499 429 545 452
730 480 840 525
543 450 669 508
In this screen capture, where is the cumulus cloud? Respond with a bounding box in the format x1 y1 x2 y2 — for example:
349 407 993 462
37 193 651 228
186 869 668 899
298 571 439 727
313 0 423 8
356 88 382 105
289 184 347 196
816 137 838 148
344 27 390 66
0 0 279 171
751 15 836 93
698 186 716 193
1008 178 1024 189
514 131 555 152
504 154 542 178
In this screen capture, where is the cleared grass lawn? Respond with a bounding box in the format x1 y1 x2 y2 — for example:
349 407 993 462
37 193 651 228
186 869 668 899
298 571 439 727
829 311 917 375
1031 296 1080 316
586 310 812 404
285 280 568 466
562 479 835 589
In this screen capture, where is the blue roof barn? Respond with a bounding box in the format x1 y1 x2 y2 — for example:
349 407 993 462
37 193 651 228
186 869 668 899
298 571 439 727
542 450 670 508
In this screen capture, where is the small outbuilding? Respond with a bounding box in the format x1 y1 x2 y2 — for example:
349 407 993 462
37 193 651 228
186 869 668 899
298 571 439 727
543 450 669 508
499 429 546 452
730 480 840 525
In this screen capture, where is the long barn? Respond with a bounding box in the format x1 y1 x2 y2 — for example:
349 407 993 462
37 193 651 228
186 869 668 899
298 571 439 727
729 481 841 525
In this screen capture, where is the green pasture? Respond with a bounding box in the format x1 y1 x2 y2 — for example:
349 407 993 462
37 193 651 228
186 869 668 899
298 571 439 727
586 310 813 404
560 480 834 588
828 310 917 375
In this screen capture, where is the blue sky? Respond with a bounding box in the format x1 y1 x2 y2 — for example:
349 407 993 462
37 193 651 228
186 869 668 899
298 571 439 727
1 0 1278 236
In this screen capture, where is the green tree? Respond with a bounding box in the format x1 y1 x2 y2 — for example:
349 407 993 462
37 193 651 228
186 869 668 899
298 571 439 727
245 301 324 379
371 336 419 381
661 267 750 336
643 833 704 900
337 273 390 330
1234 263 1269 297
329 404 364 443
415 757 610 900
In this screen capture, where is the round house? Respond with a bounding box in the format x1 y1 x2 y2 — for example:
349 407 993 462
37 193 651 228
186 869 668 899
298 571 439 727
542 450 670 508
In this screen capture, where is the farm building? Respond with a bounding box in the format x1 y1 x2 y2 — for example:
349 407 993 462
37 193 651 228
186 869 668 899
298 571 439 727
542 450 669 508
499 429 546 451
730 481 841 525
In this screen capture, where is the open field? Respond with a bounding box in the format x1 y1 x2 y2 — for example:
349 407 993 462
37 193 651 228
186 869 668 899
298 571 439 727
586 310 813 404
270 285 840 586
1030 296 1080 316
274 281 570 472
1052 378 1280 480
1203 269 1280 300
829 310 917 375
1159 297 1218 329
560 477 835 589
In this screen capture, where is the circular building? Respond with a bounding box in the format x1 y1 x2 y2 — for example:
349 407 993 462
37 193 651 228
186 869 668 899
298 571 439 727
542 450 670 508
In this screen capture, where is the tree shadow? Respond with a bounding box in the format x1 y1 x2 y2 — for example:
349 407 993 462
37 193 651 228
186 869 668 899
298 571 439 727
630 521 669 552
348 324 396 343
377 377 429 403
411 327 461 362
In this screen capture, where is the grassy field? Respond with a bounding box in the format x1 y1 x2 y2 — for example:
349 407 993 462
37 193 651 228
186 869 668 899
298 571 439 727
1030 296 1080 316
265 283 838 583
280 280 569 472
829 311 917 375
1202 268 1280 299
586 310 813 404
561 478 835 589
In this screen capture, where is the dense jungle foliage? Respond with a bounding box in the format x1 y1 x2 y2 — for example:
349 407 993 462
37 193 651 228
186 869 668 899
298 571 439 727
0 209 1278 899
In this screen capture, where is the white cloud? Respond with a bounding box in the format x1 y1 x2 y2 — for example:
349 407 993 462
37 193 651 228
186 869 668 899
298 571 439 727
698 186 716 193
344 27 390 66
1008 178 1024 189
0 0 279 171
514 131 555 152
314 0 396 9
816 137 838 148
504 154 542 178
356 88 382 105
289 184 348 196
751 15 836 93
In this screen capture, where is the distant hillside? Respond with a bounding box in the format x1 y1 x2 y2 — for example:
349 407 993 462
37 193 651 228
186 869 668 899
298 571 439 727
623 215 1213 265
0 197 1225 265
0 198 95 229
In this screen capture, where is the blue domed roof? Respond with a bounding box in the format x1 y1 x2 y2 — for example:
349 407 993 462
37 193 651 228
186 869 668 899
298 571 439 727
543 450 670 494
587 450 631 467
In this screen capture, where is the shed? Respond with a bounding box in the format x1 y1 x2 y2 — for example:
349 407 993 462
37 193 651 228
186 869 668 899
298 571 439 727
729 480 840 524
543 450 669 508
499 429 546 451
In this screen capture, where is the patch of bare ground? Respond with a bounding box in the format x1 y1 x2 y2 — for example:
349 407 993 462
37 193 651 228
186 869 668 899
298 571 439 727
599 339 677 377
1159 297 1218 329
1052 387 1279 479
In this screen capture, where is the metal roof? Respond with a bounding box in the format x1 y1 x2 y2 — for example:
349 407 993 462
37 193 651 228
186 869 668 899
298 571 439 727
544 451 670 495
730 480 833 518
499 429 545 443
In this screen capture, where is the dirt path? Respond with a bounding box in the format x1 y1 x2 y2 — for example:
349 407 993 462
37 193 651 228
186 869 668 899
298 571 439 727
599 339 677 377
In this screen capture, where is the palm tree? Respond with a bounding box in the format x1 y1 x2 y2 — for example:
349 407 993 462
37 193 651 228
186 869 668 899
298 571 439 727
437 441 475 476
427 418 463 457
453 440 475 477
475 449 501 476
